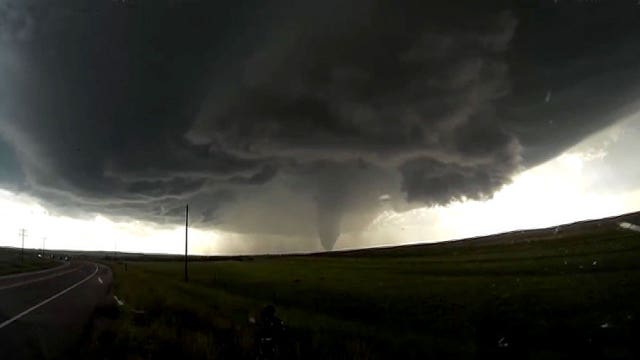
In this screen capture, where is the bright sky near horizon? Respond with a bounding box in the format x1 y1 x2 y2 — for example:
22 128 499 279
1 113 638 256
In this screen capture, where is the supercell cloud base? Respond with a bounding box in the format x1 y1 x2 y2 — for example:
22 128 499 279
1 0 640 253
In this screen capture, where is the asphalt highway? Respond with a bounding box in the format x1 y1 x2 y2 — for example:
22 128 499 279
0 262 112 359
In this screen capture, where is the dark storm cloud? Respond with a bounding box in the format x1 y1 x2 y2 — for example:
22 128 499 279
399 155 516 206
228 165 278 185
2 0 640 250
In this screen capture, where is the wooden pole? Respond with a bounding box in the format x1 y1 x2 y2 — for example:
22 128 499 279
184 204 189 282
19 229 26 263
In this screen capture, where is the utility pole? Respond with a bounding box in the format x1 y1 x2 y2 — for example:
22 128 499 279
18 229 26 263
184 204 189 282
42 237 46 257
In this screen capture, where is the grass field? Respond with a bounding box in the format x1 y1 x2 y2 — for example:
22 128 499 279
0 248 58 276
83 212 640 359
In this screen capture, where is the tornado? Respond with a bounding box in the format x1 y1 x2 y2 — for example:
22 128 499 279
313 163 350 251
316 203 342 251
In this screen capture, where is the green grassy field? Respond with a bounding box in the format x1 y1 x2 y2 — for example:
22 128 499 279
0 248 58 276
84 213 640 359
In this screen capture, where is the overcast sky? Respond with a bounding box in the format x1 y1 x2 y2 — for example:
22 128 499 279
1 0 640 254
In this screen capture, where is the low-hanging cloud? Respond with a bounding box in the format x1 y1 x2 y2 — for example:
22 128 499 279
2 0 640 251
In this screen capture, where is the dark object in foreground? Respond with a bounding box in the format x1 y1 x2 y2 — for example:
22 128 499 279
256 305 286 359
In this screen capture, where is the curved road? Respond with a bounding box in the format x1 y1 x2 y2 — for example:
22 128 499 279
0 262 112 359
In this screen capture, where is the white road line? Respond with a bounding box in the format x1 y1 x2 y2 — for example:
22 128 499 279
98 277 103 284
0 262 70 280
0 265 99 330
0 268 78 291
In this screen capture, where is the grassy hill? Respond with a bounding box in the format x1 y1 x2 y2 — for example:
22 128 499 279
0 248 59 276
82 211 640 359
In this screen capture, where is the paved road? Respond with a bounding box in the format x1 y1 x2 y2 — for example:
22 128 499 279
0 262 112 359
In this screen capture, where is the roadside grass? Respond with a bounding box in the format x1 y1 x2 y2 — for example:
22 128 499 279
83 224 640 359
0 249 58 276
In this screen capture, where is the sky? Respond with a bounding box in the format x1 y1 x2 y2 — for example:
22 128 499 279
1 0 640 255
